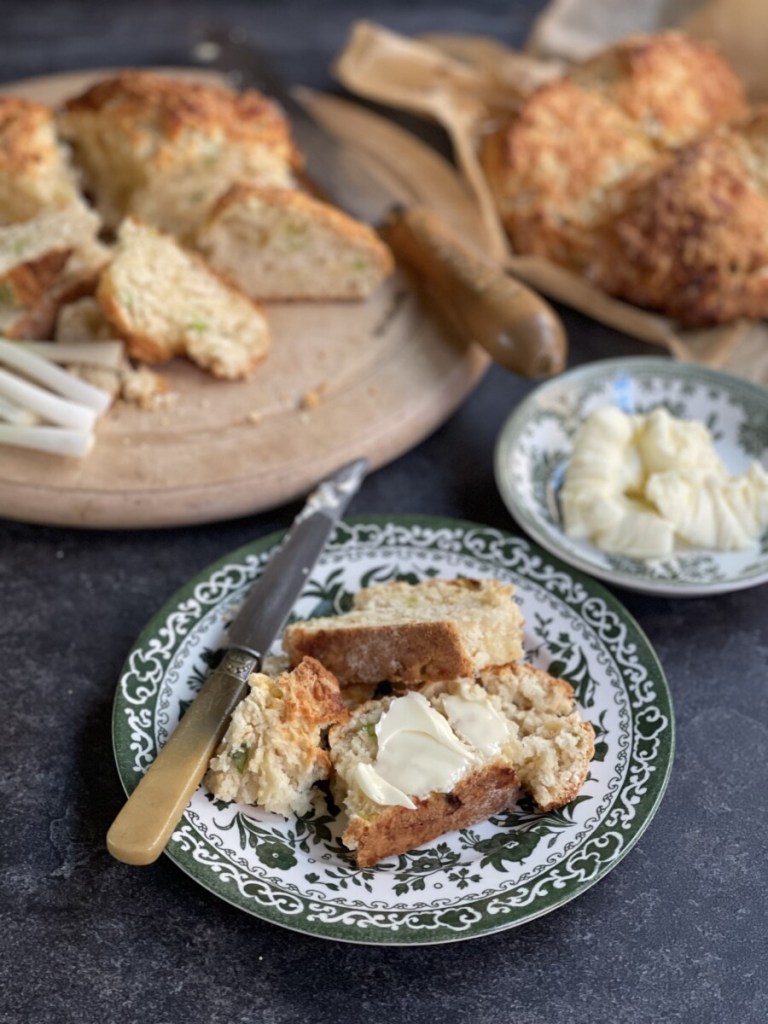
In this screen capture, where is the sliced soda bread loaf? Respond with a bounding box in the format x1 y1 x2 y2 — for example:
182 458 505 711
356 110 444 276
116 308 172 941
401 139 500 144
97 218 271 379
58 71 299 238
283 578 525 686
196 184 393 300
204 657 349 817
329 665 594 866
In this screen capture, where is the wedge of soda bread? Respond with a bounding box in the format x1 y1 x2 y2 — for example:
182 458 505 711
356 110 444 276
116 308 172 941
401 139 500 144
97 218 270 379
196 183 393 300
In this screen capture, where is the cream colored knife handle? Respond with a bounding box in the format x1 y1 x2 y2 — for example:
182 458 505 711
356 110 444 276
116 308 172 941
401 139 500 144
381 205 567 378
106 651 256 866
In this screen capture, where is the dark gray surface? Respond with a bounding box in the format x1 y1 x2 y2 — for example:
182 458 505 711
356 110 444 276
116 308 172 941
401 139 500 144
0 4 766 1023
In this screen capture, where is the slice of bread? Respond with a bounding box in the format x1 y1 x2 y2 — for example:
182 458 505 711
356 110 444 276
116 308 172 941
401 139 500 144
0 96 80 225
329 664 594 866
283 578 525 686
196 184 394 300
0 200 107 338
97 218 271 379
58 71 299 238
204 656 349 817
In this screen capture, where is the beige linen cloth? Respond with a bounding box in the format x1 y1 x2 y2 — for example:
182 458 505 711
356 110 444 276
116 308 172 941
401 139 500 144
334 1 768 383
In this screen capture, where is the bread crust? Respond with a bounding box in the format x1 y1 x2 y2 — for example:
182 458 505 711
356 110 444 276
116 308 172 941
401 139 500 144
284 578 524 686
285 620 475 686
60 71 298 172
481 30 759 324
588 120 768 326
0 96 79 224
342 762 521 868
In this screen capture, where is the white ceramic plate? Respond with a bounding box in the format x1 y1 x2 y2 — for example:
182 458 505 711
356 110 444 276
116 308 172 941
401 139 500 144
495 358 768 597
113 515 674 944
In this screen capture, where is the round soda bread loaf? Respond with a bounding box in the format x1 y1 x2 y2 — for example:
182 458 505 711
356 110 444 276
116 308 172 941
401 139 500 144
480 31 764 326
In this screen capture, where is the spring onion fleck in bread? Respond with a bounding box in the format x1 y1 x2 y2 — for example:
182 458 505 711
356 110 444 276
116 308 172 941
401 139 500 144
0 96 81 225
58 71 299 239
197 184 394 300
97 218 271 379
329 663 594 866
204 657 349 817
283 578 525 686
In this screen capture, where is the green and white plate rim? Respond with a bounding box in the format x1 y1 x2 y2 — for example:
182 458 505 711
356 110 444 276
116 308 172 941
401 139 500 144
113 514 674 944
494 357 768 597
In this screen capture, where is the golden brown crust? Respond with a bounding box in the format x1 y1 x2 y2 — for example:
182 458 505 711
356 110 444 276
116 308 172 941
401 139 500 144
0 249 102 340
0 96 79 224
343 762 520 867
568 31 747 147
0 97 58 177
481 79 662 267
279 655 350 735
284 620 474 686
589 120 768 326
0 248 71 309
61 70 299 172
482 30 760 324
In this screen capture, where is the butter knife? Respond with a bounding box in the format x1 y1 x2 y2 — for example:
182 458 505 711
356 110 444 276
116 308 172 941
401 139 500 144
106 457 368 866
191 28 567 379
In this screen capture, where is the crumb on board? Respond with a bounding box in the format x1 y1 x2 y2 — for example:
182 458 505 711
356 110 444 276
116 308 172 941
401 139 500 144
299 381 329 411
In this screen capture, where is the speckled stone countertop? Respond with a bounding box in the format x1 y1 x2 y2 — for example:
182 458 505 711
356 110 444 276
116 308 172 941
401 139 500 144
0 3 766 1023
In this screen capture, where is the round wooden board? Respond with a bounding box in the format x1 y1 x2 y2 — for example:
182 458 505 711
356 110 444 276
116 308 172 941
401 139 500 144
0 69 489 528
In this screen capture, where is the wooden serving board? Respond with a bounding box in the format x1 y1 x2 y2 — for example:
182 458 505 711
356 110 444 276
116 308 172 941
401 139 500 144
0 70 489 528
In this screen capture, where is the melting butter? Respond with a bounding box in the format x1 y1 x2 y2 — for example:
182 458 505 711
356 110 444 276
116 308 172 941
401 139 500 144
353 691 476 810
441 680 511 756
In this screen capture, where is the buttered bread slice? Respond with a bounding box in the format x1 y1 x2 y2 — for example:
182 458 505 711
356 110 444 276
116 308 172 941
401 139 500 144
197 184 393 301
283 578 525 686
329 663 594 867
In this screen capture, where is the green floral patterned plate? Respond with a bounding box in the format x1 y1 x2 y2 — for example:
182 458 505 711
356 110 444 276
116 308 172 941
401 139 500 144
112 515 674 944
495 358 768 597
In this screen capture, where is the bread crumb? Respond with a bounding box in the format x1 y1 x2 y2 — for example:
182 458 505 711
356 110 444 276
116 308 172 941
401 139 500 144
300 381 328 411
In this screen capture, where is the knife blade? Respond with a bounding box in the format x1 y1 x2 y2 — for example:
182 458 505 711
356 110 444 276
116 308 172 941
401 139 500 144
191 28 567 379
106 457 367 866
